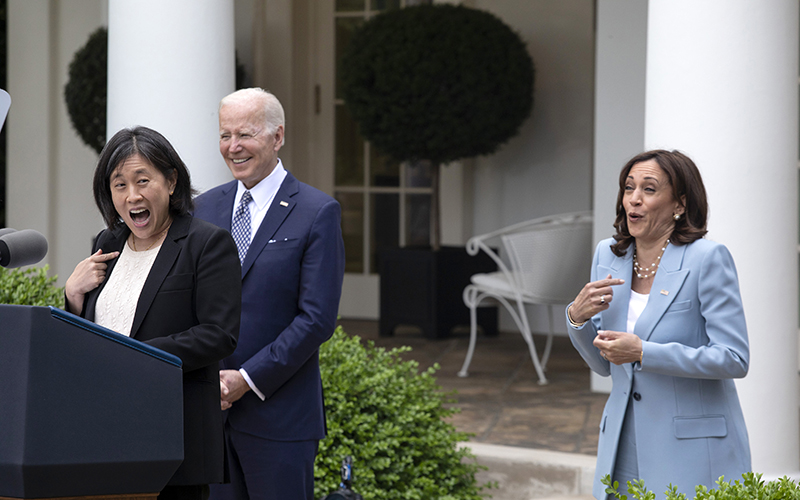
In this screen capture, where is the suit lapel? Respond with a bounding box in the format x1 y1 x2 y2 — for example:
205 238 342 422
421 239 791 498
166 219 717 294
130 215 191 338
599 250 632 334
599 249 635 379
634 243 689 342
241 173 299 278
211 181 237 231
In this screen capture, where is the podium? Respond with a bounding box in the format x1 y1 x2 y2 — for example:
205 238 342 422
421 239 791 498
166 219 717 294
0 306 184 499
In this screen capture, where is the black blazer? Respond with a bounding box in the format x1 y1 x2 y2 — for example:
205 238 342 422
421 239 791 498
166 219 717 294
81 214 241 485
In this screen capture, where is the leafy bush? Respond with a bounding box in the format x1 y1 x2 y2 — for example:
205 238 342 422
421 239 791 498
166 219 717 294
341 4 534 165
0 265 64 307
602 472 800 500
315 326 487 499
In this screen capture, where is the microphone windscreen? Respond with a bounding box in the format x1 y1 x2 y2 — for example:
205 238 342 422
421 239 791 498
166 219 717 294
0 229 48 268
0 228 16 238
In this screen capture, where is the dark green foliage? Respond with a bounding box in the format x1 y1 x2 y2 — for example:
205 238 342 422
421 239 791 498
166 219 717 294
65 27 107 154
0 265 64 307
315 326 487 499
602 472 800 500
341 4 534 165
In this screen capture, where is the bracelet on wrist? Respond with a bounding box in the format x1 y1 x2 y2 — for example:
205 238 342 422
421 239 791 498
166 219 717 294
567 305 587 328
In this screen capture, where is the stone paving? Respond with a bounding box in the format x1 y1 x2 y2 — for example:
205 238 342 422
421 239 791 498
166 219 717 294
336 319 607 456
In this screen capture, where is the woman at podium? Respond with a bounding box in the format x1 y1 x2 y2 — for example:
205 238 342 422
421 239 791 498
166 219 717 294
64 126 241 500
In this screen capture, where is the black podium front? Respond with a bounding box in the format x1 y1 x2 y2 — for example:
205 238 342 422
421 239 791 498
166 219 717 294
0 305 183 499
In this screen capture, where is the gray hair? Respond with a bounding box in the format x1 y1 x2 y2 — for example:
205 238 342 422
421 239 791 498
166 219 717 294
220 88 285 142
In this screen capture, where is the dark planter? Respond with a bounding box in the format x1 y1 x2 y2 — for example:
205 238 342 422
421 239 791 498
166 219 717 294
378 245 498 339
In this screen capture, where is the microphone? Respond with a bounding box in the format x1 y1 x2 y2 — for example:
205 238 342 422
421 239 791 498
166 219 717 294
0 229 49 268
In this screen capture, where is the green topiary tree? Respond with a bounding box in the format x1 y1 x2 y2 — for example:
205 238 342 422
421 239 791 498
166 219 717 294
0 265 64 308
64 27 107 154
315 326 487 499
341 4 534 250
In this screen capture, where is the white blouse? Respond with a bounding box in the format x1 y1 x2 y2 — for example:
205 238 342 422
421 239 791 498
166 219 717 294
94 240 161 337
627 289 649 335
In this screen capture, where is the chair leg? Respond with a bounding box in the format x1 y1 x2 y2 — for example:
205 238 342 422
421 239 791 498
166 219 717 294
540 306 556 370
458 286 480 377
518 304 548 385
502 296 548 385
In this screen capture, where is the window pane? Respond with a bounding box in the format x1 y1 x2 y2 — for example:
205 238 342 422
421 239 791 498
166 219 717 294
336 0 365 12
371 193 399 273
371 0 401 10
405 159 433 188
335 104 364 186
370 145 400 187
337 192 365 273
405 194 431 247
335 17 364 99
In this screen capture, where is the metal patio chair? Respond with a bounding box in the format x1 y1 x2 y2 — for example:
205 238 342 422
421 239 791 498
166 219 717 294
458 211 593 385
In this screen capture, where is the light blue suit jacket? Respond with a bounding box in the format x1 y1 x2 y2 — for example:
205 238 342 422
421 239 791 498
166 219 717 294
567 237 751 499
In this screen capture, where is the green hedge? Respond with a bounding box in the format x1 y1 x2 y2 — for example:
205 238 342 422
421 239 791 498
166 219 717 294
0 265 63 307
603 472 800 500
315 326 488 499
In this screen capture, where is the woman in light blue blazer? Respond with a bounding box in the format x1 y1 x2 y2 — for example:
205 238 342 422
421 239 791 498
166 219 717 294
566 150 750 499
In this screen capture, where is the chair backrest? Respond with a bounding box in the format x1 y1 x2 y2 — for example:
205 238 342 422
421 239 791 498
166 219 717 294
500 213 593 304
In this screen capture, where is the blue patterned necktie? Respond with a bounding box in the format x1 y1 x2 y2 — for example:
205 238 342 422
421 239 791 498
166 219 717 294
232 190 252 263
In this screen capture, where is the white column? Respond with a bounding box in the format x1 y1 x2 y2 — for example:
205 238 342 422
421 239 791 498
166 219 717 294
107 0 235 193
645 0 799 477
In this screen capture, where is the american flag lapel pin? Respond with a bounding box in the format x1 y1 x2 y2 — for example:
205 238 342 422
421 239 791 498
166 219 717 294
280 201 289 207
660 290 669 296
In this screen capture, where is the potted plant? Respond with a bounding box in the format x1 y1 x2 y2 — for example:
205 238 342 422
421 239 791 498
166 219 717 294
341 4 534 338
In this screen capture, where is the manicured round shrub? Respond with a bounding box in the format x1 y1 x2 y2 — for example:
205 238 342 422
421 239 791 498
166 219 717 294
341 4 534 165
64 27 107 154
315 326 487 499
0 265 64 307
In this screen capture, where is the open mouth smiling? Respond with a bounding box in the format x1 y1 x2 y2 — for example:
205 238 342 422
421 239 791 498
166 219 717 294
232 158 251 165
130 208 151 227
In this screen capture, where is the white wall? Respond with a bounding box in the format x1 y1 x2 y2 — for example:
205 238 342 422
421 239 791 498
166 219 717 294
7 0 107 285
590 0 649 391
468 0 596 334
470 0 595 236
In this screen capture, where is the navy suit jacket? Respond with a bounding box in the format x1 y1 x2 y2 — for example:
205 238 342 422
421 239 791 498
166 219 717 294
82 214 241 485
194 171 345 441
568 238 750 499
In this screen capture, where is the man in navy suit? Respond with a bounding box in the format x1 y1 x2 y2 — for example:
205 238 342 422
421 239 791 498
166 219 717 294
194 88 345 500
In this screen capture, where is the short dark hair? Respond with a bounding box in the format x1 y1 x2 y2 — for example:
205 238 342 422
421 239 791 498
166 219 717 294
93 126 195 229
611 149 708 256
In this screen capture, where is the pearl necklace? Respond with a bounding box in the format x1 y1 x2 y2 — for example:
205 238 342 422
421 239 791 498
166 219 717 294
633 239 669 279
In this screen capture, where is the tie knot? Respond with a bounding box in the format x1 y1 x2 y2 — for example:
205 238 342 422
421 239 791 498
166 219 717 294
241 190 253 206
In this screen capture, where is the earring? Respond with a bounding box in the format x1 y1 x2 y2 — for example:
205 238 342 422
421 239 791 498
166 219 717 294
673 213 681 220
